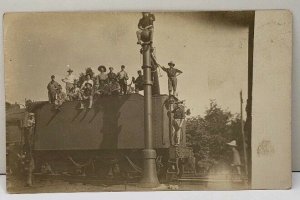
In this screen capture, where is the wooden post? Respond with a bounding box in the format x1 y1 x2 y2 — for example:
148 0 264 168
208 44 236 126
240 91 248 178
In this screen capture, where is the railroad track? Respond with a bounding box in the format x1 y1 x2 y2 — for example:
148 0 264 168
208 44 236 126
34 173 140 186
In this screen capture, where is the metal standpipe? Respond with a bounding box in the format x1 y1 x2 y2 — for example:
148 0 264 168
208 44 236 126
140 43 160 188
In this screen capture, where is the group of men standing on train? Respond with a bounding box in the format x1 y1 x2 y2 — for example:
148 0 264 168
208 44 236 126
47 65 146 110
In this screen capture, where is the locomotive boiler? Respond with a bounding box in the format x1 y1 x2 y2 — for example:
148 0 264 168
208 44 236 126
10 93 194 185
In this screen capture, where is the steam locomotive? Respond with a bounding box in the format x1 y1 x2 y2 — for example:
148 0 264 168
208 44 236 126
6 93 194 185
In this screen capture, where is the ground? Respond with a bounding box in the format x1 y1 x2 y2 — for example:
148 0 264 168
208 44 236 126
6 175 249 193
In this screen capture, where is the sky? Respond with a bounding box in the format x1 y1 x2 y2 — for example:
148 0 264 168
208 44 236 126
4 12 249 117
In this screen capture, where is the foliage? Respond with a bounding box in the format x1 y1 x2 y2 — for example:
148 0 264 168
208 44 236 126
186 100 249 172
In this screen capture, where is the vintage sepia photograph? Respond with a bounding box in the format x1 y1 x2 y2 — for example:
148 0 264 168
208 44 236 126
4 11 291 193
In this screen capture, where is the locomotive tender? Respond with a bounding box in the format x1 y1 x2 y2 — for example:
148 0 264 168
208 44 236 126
7 93 194 184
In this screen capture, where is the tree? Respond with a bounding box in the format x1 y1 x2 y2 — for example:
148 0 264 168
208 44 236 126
186 100 248 174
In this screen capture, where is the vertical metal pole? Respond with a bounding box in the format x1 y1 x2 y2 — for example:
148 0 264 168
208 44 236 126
240 91 248 178
140 43 160 187
169 101 174 146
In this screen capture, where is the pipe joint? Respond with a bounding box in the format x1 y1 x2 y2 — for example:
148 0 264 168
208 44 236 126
142 65 152 69
142 149 157 159
143 80 153 85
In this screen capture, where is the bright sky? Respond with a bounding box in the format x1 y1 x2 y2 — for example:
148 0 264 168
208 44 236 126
4 12 249 117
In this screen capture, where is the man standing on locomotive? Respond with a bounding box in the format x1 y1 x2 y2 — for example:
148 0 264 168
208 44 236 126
62 68 76 100
107 67 117 83
117 65 129 95
47 75 60 104
136 12 155 45
132 70 144 93
54 85 67 110
95 65 109 95
161 61 182 96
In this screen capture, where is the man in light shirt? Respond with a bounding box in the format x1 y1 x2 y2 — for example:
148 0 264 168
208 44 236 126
117 65 129 95
79 74 94 109
80 74 94 90
62 68 76 100
227 140 242 178
161 61 182 96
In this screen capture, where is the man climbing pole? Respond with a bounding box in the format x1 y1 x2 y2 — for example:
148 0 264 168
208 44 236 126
136 12 155 45
171 100 186 146
160 61 182 96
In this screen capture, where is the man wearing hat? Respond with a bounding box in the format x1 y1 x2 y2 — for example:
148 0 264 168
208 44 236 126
132 70 144 93
226 140 242 177
136 12 155 45
62 68 76 100
95 65 108 92
171 100 186 146
47 75 60 104
117 65 129 95
161 61 183 96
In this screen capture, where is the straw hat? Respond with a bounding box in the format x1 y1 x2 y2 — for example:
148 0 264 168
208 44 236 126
227 140 237 147
85 82 93 87
98 65 107 72
168 61 175 66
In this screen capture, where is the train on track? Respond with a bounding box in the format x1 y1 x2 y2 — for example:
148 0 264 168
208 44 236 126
6 93 195 185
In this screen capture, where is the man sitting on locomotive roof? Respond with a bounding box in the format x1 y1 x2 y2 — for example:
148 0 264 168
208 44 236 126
109 77 121 95
69 79 81 101
79 74 94 109
81 74 94 90
136 12 155 45
54 85 67 110
47 75 60 104
132 70 144 93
